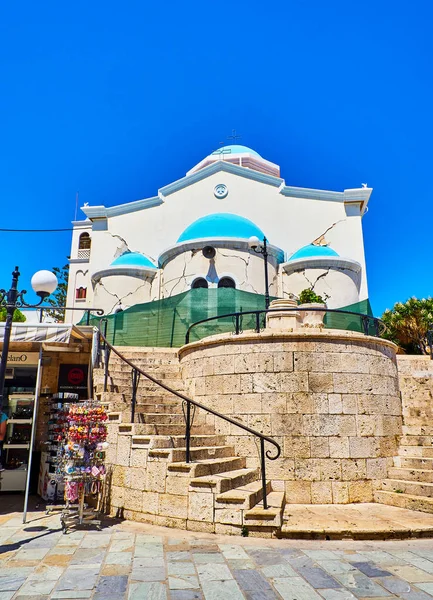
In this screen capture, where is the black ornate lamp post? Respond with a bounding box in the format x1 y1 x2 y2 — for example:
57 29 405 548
0 266 58 412
248 236 270 310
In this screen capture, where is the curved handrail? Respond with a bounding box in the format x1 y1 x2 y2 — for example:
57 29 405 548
185 307 385 344
97 322 281 508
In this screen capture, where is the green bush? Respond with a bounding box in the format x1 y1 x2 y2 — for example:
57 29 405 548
0 307 26 322
298 289 325 305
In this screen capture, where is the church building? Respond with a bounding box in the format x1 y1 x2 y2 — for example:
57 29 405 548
66 144 372 337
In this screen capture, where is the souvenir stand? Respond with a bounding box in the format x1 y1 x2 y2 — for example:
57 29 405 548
59 401 108 533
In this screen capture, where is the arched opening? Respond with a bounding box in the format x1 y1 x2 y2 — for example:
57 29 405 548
191 278 208 289
78 233 91 258
218 277 236 289
75 287 87 300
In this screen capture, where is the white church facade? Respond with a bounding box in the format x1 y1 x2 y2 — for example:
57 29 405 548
66 145 372 326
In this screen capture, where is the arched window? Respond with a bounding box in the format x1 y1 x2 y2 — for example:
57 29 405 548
75 287 87 300
191 278 208 289
78 233 91 258
218 277 236 289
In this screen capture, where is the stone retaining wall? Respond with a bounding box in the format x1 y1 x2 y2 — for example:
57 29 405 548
397 355 433 437
179 329 401 504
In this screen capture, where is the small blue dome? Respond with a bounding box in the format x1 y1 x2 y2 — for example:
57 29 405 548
177 213 264 243
211 145 261 158
288 244 339 261
110 252 156 269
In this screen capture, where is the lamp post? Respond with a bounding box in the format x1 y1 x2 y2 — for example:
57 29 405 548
248 236 270 310
0 266 58 412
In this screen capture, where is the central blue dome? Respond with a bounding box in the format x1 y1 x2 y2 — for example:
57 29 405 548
110 252 156 269
177 213 264 243
211 145 261 158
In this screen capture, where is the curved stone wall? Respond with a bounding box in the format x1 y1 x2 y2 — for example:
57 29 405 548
179 329 401 504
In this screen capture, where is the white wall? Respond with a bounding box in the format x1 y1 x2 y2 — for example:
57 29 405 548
282 267 360 309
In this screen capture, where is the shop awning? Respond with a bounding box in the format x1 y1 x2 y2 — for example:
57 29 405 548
0 323 87 344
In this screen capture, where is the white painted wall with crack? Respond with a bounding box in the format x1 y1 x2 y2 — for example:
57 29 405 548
65 145 373 323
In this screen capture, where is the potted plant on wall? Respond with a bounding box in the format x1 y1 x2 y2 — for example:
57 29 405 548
298 288 327 328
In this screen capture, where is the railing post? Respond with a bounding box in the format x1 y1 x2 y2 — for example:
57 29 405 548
104 345 110 393
361 315 369 336
374 318 380 337
260 438 268 510
185 401 191 463
86 310 90 326
255 312 261 333
235 314 240 335
186 328 190 345
131 369 138 423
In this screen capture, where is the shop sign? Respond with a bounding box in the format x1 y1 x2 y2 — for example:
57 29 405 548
2 352 40 366
58 364 89 397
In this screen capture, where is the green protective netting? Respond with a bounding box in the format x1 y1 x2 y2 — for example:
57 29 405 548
323 299 375 334
82 290 375 347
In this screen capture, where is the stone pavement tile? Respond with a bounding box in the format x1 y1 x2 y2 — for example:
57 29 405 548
218 545 249 560
284 555 315 569
169 591 203 600
200 579 244 600
318 560 360 576
399 591 433 600
168 563 196 576
403 557 433 575
350 563 392 578
102 565 131 576
412 551 433 562
167 552 192 561
245 549 286 566
13 578 57 595
386 565 433 583
0 592 14 600
25 533 63 548
94 595 126 600
51 591 92 598
128 582 167 599
0 567 35 578
105 551 133 565
273 576 323 600
112 531 133 539
136 535 163 545
69 548 106 565
227 559 255 570
303 550 340 561
79 534 111 548
192 554 225 564
296 565 342 589
14 548 50 561
133 557 165 568
41 554 73 567
57 532 86 545
191 547 219 554
416 583 433 594
233 569 273 592
375 576 413 594
319 590 358 600
110 538 134 552
169 575 200 590
356 551 405 565
332 572 391 597
94 575 128 595
131 566 166 582
48 546 77 555
51 591 93 599
13 596 50 600
28 565 65 580
0 575 27 592
244 591 280 600
260 563 297 578
56 567 99 590
197 563 233 582
135 544 164 558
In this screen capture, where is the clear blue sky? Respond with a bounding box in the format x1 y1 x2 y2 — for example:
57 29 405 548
0 1 431 314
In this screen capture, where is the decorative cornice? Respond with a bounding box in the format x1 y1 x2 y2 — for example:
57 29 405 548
81 196 162 220
160 161 284 197
281 255 362 276
91 265 158 285
279 186 373 214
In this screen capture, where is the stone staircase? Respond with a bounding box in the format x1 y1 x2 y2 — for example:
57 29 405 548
95 347 285 536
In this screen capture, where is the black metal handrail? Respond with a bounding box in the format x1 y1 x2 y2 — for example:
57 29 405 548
29 306 105 325
185 307 385 345
97 320 281 510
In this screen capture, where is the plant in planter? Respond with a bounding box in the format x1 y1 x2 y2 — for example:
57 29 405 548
298 288 327 328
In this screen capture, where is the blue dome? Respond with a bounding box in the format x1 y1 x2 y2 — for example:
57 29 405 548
177 213 264 243
110 252 156 269
211 145 261 158
288 244 339 261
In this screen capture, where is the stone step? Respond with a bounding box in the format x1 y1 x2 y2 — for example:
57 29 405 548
124 423 215 436
389 467 433 483
149 445 235 462
169 456 246 478
189 467 260 494
95 383 185 395
382 479 433 498
170 435 226 448
398 446 433 458
109 402 183 415
96 370 183 382
216 480 272 510
375 490 433 514
244 491 285 528
399 457 433 469
108 364 182 376
138 413 204 426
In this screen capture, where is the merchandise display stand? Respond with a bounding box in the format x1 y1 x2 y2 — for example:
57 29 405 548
44 400 108 533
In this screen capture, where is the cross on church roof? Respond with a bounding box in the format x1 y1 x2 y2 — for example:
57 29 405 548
227 129 241 142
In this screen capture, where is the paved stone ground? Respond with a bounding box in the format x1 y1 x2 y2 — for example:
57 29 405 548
4 501 433 599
